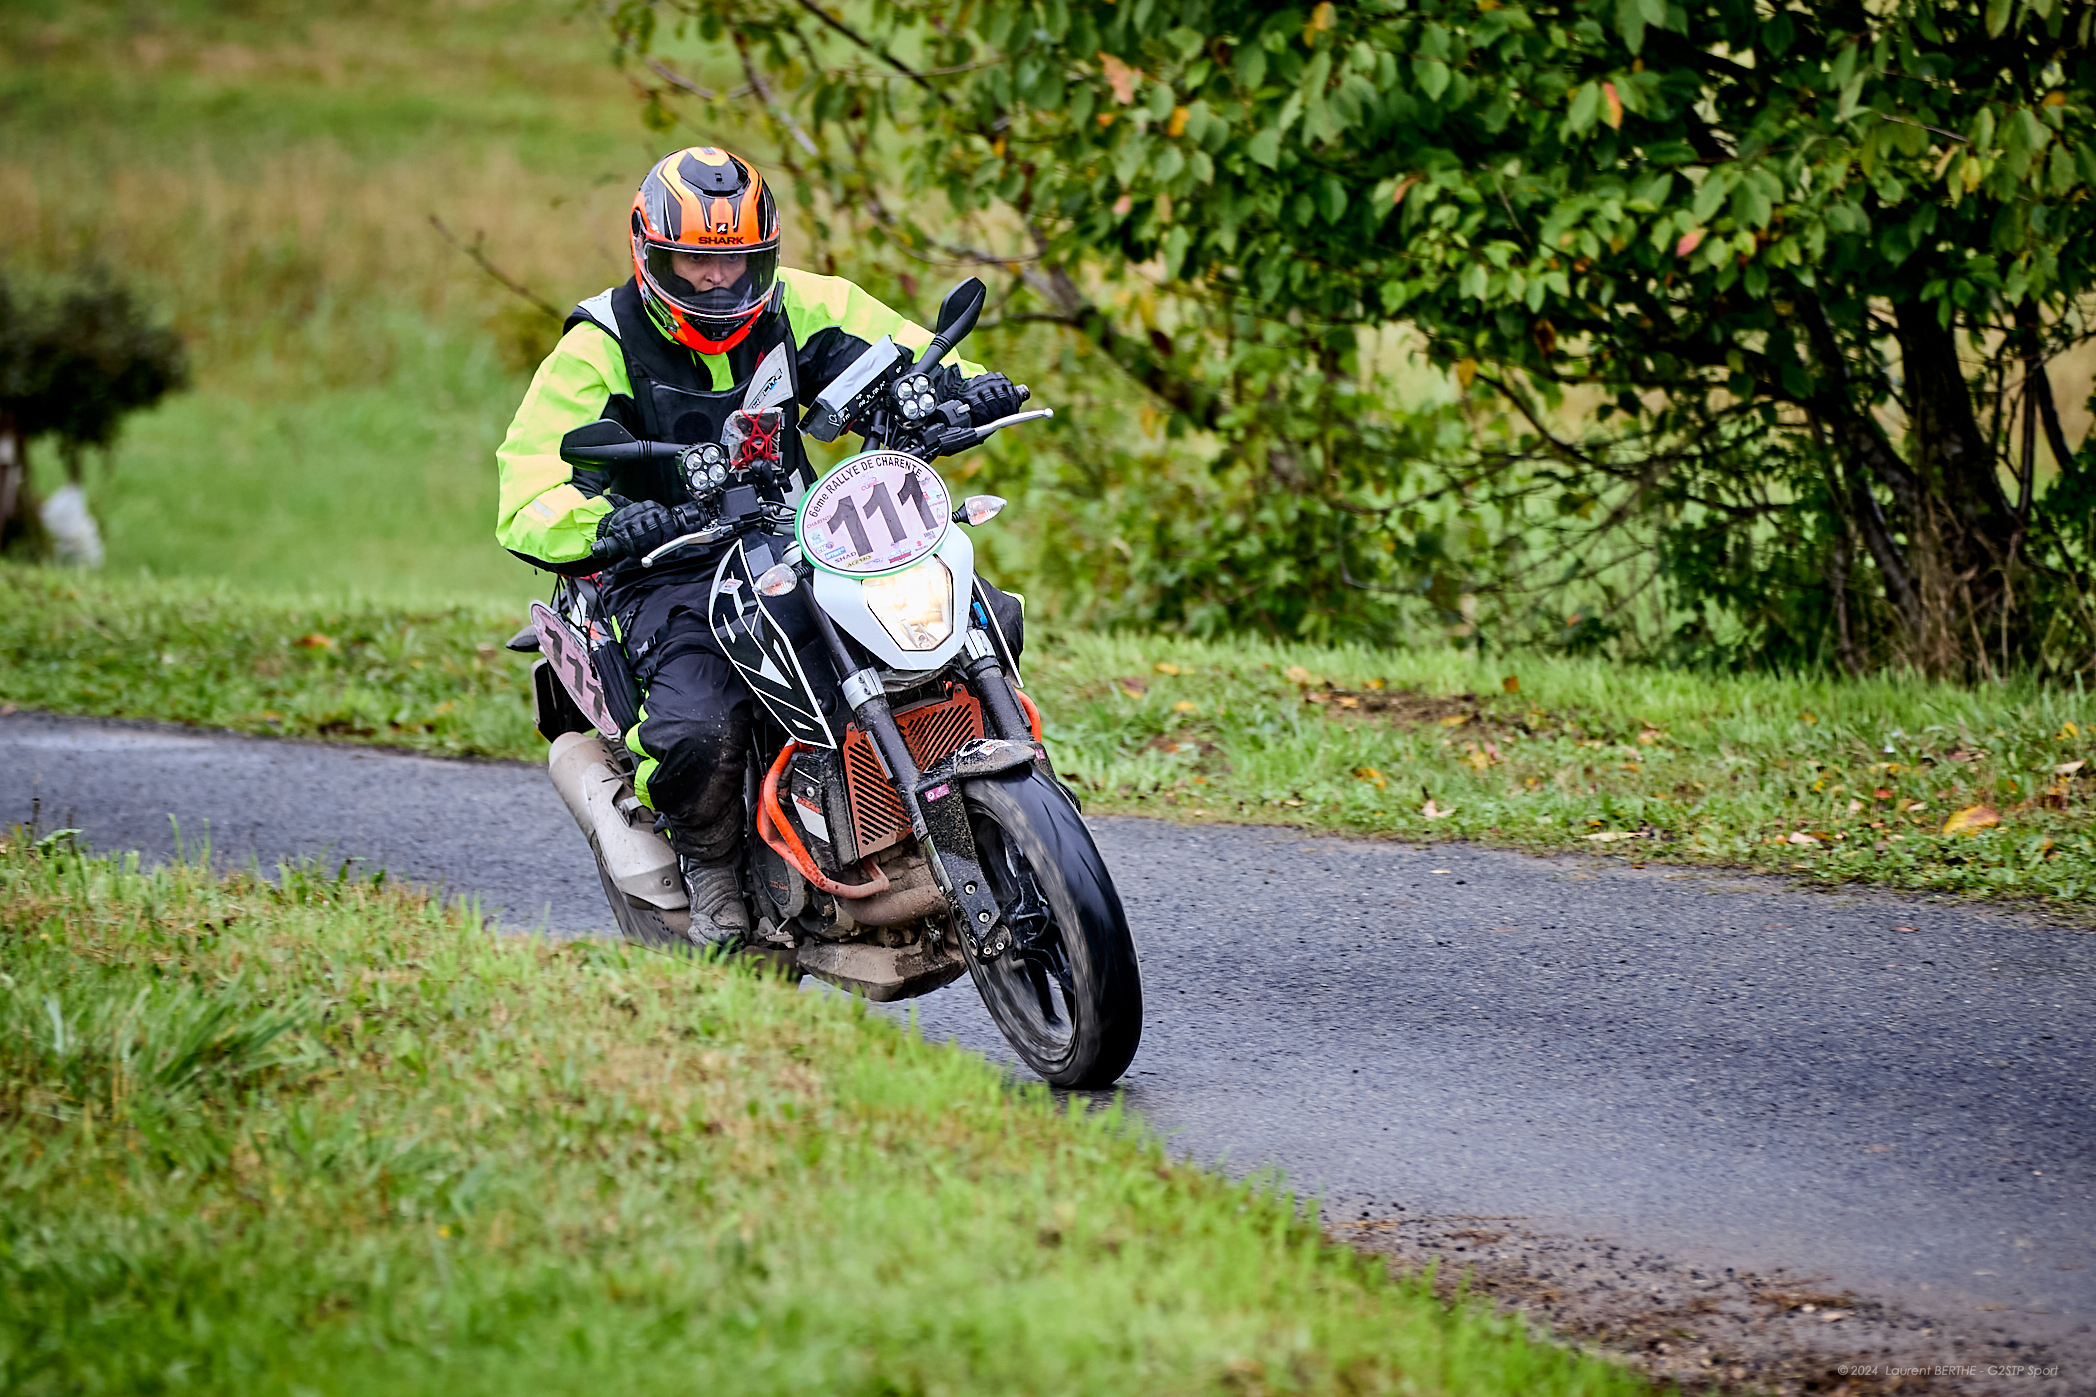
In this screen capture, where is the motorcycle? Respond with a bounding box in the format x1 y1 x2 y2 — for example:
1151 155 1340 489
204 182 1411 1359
511 277 1143 1088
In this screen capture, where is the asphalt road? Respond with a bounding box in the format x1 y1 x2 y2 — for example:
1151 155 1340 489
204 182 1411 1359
4 710 2091 1365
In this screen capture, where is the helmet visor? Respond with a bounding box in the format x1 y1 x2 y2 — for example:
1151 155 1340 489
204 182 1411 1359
640 241 778 326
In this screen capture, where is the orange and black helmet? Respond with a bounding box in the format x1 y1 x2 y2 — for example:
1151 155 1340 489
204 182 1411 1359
630 146 781 355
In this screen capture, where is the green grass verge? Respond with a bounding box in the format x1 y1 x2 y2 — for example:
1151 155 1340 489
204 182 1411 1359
0 836 1643 1395
0 565 537 757
8 562 2096 904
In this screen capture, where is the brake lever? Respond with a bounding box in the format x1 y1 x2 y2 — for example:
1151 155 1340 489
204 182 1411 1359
925 406 1055 458
640 522 735 567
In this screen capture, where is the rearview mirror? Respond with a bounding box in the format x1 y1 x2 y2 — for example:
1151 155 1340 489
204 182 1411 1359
935 278 987 338
917 278 988 373
559 418 638 463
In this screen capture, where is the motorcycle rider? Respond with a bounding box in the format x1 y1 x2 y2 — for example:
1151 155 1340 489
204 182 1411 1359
495 146 1027 949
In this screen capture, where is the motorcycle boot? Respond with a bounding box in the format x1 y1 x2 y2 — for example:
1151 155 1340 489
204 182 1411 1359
681 856 751 952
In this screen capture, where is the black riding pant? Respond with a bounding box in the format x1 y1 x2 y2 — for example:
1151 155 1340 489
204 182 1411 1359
609 569 1025 867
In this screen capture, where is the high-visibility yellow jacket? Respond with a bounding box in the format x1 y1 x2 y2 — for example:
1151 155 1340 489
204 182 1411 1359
495 269 981 572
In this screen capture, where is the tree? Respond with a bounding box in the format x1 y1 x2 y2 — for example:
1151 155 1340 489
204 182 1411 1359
0 272 188 559
606 0 2096 674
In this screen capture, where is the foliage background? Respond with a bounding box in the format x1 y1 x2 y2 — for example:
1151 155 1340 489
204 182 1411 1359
605 0 2096 674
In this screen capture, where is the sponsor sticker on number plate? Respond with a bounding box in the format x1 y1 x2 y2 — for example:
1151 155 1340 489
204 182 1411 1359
796 449 950 576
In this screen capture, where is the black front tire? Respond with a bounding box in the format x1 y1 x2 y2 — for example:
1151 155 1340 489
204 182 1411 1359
961 768 1142 1088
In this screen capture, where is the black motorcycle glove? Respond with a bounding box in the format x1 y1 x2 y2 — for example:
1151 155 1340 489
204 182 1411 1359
956 371 1027 426
595 495 681 562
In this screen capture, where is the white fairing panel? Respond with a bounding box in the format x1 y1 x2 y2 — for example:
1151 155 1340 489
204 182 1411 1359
812 527 975 674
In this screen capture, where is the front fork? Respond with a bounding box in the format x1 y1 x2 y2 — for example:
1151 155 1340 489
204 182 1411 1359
807 605 1029 960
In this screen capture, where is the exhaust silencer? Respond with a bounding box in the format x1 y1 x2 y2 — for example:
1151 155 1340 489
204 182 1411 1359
548 731 688 910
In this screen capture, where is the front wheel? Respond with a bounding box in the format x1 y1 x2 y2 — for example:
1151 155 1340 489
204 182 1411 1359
961 768 1142 1088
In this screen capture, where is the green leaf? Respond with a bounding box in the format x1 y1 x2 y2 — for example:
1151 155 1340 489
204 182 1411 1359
1247 127 1282 168
2018 107 2050 153
1691 171 1730 223
1630 171 1675 208
1971 106 1997 152
1318 175 1348 221
1416 58 1450 102
1830 43 1858 90
1986 0 2014 35
2050 144 2078 195
1616 0 1647 53
1115 137 1150 186
1235 43 1268 91
1164 225 1192 277
1567 81 1600 133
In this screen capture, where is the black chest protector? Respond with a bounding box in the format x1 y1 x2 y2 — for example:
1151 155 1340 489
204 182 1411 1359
564 280 817 509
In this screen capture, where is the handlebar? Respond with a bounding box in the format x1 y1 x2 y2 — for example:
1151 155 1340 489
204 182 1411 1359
587 499 717 566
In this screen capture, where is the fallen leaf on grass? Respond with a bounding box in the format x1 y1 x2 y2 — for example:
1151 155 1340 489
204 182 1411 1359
1172 700 1199 714
1787 831 1823 845
1584 831 1635 842
1421 799 1453 820
1438 713 1468 728
1501 675 1520 694
2055 759 2086 776
1153 662 1181 676
1282 665 1316 685
1352 766 1387 789
1941 803 2000 836
296 633 336 650
1117 677 1148 698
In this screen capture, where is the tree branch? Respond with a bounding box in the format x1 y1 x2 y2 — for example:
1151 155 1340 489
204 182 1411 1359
791 0 951 104
644 56 715 99
732 33 819 158
428 216 562 321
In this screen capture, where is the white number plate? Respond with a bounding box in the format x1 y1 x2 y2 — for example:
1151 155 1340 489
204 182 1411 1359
795 450 951 576
530 601 619 736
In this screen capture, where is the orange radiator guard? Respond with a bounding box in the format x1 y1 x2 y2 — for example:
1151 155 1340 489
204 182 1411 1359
842 684 988 859
756 741 890 900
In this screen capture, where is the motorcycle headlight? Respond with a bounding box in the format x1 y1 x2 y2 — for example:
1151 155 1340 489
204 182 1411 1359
862 557 954 651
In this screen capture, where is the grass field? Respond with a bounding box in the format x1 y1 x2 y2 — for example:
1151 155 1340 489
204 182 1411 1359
10 562 2096 908
0 833 1648 1395
1 0 660 607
